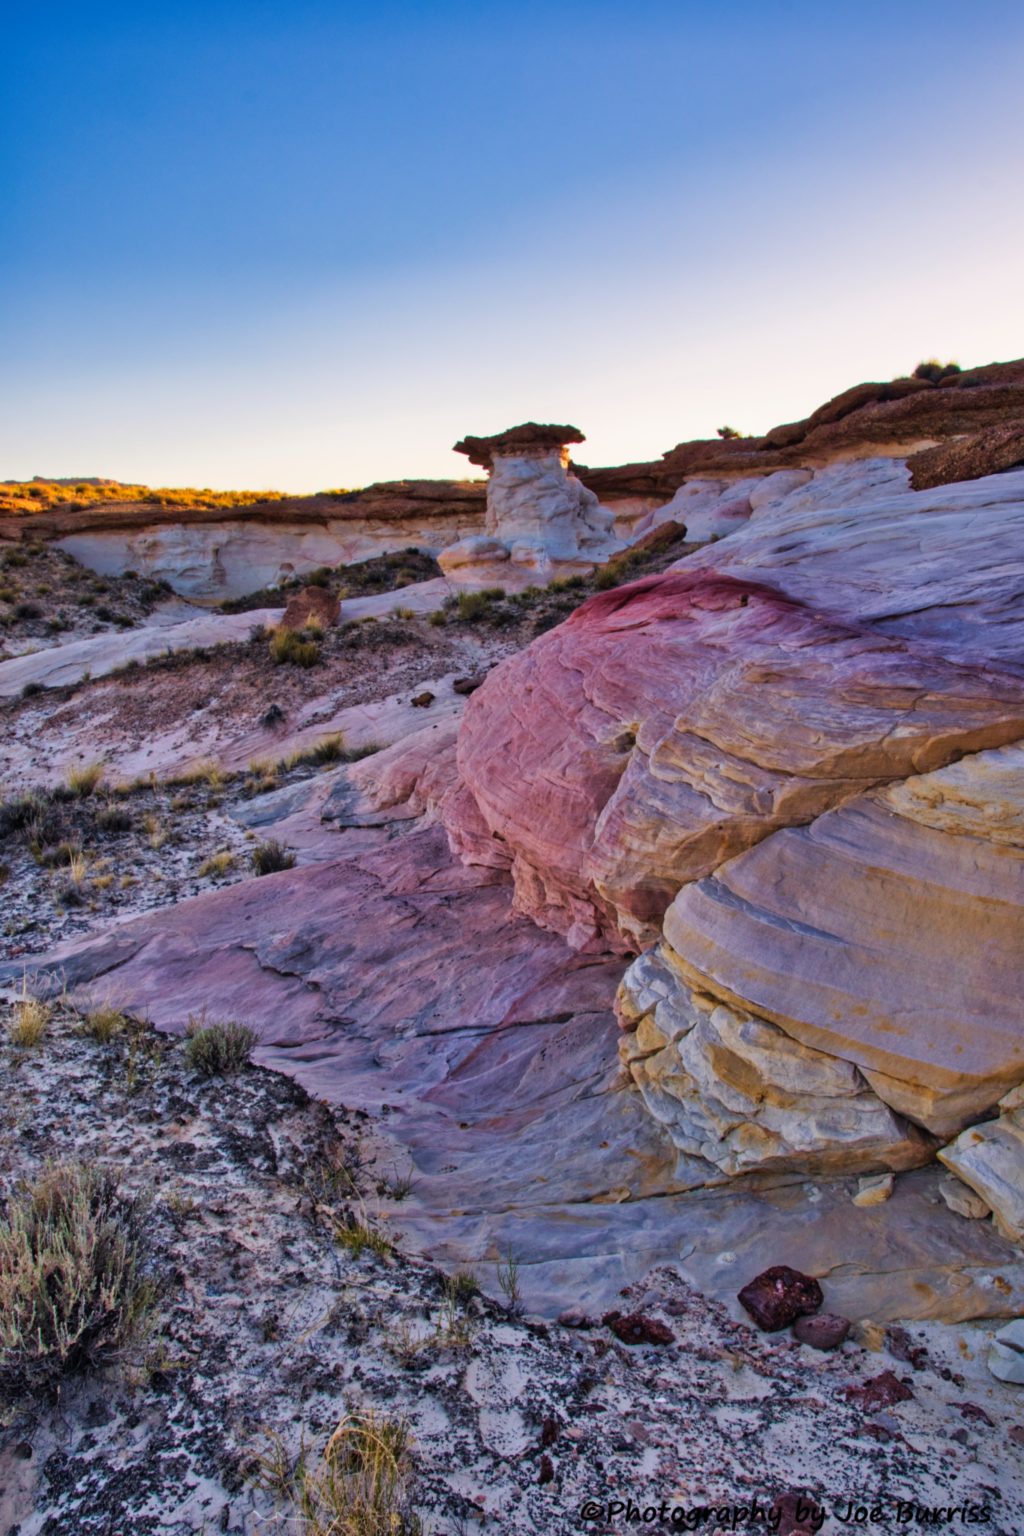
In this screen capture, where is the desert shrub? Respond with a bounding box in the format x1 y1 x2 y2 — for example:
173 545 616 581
455 590 491 621
183 1016 257 1076
0 790 47 836
427 610 446 628
251 839 296 876
67 761 104 798
913 358 961 383
717 425 742 439
95 804 133 834
0 1161 155 1402
13 600 41 620
269 628 320 667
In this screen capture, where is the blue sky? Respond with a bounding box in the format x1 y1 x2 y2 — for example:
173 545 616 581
2 1 1023 489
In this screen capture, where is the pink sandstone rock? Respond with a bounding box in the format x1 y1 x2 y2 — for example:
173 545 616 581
447 465 1024 948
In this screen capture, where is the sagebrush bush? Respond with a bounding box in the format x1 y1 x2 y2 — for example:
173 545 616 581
0 1161 155 1402
183 1016 257 1076
455 590 491 621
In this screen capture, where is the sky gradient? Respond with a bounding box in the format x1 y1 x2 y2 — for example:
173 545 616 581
3 1 1023 491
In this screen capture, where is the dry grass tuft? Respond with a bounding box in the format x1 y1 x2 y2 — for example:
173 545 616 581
288 1411 420 1536
251 840 296 877
8 991 52 1048
198 849 235 878
81 1006 134 1044
66 760 104 798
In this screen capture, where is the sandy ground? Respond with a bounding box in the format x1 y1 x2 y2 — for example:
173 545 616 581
1 1000 1021 1535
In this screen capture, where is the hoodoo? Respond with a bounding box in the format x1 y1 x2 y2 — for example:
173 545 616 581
439 421 625 584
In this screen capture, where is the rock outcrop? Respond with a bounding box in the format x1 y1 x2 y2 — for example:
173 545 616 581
445 459 1024 1173
579 358 1024 502
279 585 340 631
440 423 624 584
15 481 486 603
939 1084 1024 1243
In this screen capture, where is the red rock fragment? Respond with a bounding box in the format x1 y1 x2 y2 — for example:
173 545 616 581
792 1312 850 1351
771 1490 826 1536
557 1308 595 1329
737 1266 823 1332
953 1402 994 1427
885 1324 928 1370
843 1369 914 1412
601 1310 675 1346
453 674 485 695
280 586 340 632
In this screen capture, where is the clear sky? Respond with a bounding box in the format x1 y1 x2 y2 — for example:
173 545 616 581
2 1 1023 491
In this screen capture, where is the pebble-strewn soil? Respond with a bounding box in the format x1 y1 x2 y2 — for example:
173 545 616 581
1 1002 1021 1536
0 542 180 657
0 775 280 959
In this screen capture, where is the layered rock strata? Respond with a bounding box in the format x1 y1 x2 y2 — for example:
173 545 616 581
24 481 486 602
445 461 1024 1175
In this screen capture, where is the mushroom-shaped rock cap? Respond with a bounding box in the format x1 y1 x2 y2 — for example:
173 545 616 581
453 422 585 470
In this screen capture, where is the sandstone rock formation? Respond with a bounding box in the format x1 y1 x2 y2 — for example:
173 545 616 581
279 585 340 631
445 460 1024 1175
15 481 486 602
939 1084 1024 1243
579 358 1024 502
440 422 624 584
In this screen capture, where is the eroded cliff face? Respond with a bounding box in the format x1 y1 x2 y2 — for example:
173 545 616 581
444 457 1024 1181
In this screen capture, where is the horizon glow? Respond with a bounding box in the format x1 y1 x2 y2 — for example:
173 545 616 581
2 1 1023 492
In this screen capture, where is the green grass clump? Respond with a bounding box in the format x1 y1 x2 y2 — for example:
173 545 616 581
0 1161 156 1403
183 1016 257 1076
269 628 320 667
455 590 491 620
